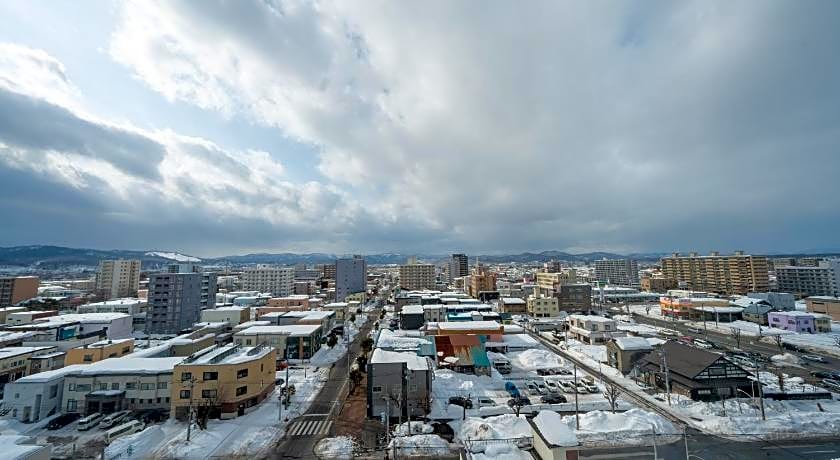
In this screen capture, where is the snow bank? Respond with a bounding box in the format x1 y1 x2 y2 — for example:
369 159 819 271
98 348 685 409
472 447 535 460
452 414 531 444
564 409 678 446
393 421 434 436
510 349 565 370
105 425 168 459
308 342 347 367
770 353 802 367
389 434 450 456
314 436 357 459
534 410 578 446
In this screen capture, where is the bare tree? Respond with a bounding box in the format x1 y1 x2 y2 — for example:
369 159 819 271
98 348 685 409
775 371 786 393
833 335 840 350
603 382 622 413
731 327 742 349
773 335 784 353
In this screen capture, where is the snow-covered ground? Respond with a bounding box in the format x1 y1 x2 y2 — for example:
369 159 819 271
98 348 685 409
314 436 357 459
563 408 679 447
104 367 329 459
685 320 792 337
776 331 840 357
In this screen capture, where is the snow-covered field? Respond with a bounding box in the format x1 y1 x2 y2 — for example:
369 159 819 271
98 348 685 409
776 331 840 357
685 320 792 337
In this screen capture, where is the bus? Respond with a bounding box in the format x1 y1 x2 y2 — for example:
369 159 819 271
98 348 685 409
106 420 144 443
99 410 131 429
77 412 104 431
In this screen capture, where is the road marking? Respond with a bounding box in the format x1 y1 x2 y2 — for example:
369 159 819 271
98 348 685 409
583 452 653 459
287 419 333 436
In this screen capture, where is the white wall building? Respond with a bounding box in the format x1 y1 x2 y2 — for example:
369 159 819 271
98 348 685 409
241 266 295 297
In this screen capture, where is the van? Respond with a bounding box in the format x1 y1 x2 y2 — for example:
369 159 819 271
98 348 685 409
106 420 144 443
78 412 104 431
492 357 512 374
99 410 131 429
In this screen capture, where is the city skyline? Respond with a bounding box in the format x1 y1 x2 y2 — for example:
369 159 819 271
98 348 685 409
1 1 839 256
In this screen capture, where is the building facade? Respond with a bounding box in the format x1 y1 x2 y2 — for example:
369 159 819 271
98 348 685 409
640 277 677 293
146 273 205 335
65 339 134 365
805 296 840 321
449 254 469 282
527 296 560 318
95 260 141 299
594 259 639 286
336 256 367 302
660 251 770 295
567 315 624 344
0 277 39 306
367 349 432 419
241 265 295 296
767 311 816 333
776 260 840 298
557 284 592 312
399 264 436 290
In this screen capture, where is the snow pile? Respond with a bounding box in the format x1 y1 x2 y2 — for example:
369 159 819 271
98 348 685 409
510 349 565 370
689 320 792 337
105 425 168 459
389 434 450 456
779 332 840 358
534 410 578 446
314 436 357 459
472 446 535 460
564 409 678 446
453 414 531 445
393 421 434 436
770 353 802 367
567 341 608 363
308 342 347 367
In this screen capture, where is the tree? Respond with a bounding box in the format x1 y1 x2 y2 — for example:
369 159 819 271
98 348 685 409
731 327 742 349
773 335 784 353
603 382 622 413
349 313 357 323
833 335 840 350
361 338 375 356
349 369 364 393
327 333 339 348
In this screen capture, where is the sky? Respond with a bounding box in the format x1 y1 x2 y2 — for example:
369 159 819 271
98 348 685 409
0 1 839 258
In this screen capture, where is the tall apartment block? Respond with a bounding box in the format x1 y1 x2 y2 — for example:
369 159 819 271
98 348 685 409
146 272 205 334
0 276 39 306
336 256 367 302
399 263 436 290
449 253 469 282
95 259 141 299
660 251 770 295
594 259 639 286
776 260 840 297
241 265 295 296
167 263 217 309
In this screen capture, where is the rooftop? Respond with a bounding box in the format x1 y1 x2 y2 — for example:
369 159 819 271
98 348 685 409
434 321 503 331
184 344 273 365
78 338 133 349
401 305 424 314
235 324 322 336
0 346 54 359
770 310 815 317
568 314 614 323
83 298 145 307
612 336 652 351
370 348 431 371
500 297 526 304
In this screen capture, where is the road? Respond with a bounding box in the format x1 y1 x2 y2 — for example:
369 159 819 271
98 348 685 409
582 435 840 460
269 308 378 459
628 312 840 382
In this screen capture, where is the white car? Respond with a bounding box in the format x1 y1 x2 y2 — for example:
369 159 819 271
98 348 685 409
693 339 713 349
802 355 826 363
545 380 561 392
477 397 496 408
525 382 539 394
534 382 549 395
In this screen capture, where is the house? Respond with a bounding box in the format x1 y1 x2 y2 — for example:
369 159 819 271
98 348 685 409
264 310 335 333
399 304 425 330
639 341 753 401
367 348 432 419
200 306 250 327
530 410 579 460
322 302 350 321
567 315 625 345
433 335 491 375
607 337 653 374
0 306 28 324
812 314 832 333
424 321 504 337
422 304 445 323
5 310 56 326
28 350 66 374
233 324 322 360
171 344 276 420
737 298 777 326
747 292 795 311
767 311 816 333
498 297 527 314
66 338 134 365
375 329 436 356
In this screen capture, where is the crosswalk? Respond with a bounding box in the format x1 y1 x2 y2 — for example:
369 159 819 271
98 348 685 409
287 419 333 437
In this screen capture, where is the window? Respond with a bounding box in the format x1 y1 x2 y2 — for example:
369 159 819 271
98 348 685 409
122 347 131 354
14 393 19 399
236 386 247 396
237 368 249 379
99 383 108 390
66 400 77 411
126 382 137 390
180 390 191 399
141 383 154 390
76 384 91 392
108 353 117 358
181 372 192 382
158 381 168 389
202 389 217 399
49 385 58 398
372 386 382 393
203 372 218 381
83 354 93 362
68 383 76 391
112 382 120 390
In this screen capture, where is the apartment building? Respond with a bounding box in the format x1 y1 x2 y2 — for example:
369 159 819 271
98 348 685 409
65 338 134 365
449 254 469 282
498 297 527 314
594 259 639 286
0 276 39 306
468 269 497 298
336 256 367 302
166 263 217 309
776 260 840 297
234 324 323 360
95 260 141 299
0 306 27 323
660 251 770 295
535 271 577 296
0 346 57 397
146 273 206 335
557 284 592 312
399 263 436 290
200 306 250 326
640 277 677 293
805 296 840 321
171 344 276 420
527 296 560 318
242 265 295 296
567 315 625 344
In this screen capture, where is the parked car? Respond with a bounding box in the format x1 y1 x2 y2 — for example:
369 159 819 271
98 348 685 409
47 413 81 430
540 394 568 404
783 342 803 352
556 369 573 375
545 380 561 392
536 368 554 376
559 381 576 392
507 396 532 407
822 379 840 392
693 339 713 349
492 358 512 374
801 355 826 363
476 397 496 408
575 383 588 394
659 329 679 336
810 371 834 379
525 381 539 394
448 396 473 409
584 382 599 393
534 381 549 394
505 382 521 398
99 410 132 429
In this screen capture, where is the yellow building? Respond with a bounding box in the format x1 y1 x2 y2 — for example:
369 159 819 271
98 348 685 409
660 251 770 295
535 271 577 295
65 338 134 365
171 344 276 420
468 269 497 298
527 296 560 318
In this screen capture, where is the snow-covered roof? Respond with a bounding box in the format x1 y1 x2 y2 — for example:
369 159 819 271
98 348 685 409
235 324 321 336
79 338 133 349
612 336 652 351
376 329 432 350
371 348 430 371
0 346 54 359
807 296 840 301
70 357 184 375
82 298 145 307
401 305 424 314
769 310 814 317
234 320 272 330
435 321 502 331
569 314 614 323
533 410 578 447
206 306 246 311
323 302 348 308
485 334 538 349
691 306 743 313
2 435 46 460
185 344 273 365
500 297 526 304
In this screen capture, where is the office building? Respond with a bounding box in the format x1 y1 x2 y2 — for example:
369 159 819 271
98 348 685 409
399 263 436 290
0 277 39 306
167 263 217 309
527 296 560 318
805 296 840 321
95 260 141 299
557 284 592 312
468 266 496 298
146 273 205 335
449 254 469 282
660 251 770 295
241 265 294 296
336 256 367 302
594 259 639 286
775 260 840 297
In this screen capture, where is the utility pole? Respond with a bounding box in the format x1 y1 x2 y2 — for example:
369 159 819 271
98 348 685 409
573 363 580 429
683 426 689 460
185 377 196 442
660 350 672 406
651 424 658 460
757 364 766 420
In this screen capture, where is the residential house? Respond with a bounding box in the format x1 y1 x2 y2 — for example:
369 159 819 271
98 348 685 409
400 305 425 330
530 410 579 460
66 338 134 365
498 297 527 314
367 348 432 419
567 315 625 345
433 335 491 375
767 311 816 333
607 337 652 374
234 324 322 360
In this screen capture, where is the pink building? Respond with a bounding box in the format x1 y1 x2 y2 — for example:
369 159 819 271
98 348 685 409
767 311 815 333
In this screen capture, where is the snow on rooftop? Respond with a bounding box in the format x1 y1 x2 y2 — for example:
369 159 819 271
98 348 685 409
691 306 743 313
501 297 526 304
186 344 272 365
371 348 430 370
533 410 578 447
82 338 133 348
376 329 432 350
435 321 502 330
234 320 271 329
236 324 321 336
401 305 424 314
612 336 652 351
76 357 184 374
568 314 614 323
0 346 54 358
771 310 816 317
82 298 145 307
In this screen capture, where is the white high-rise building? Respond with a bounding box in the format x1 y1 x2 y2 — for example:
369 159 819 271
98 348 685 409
241 265 295 296
399 263 436 290
95 259 141 299
594 259 639 286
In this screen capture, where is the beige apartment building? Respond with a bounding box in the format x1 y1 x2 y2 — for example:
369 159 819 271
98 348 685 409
241 265 295 296
527 296 560 318
265 295 321 310
399 263 436 290
469 269 497 298
660 251 770 295
0 277 39 306
806 296 840 321
535 271 577 296
65 338 134 365
95 260 141 299
171 344 276 420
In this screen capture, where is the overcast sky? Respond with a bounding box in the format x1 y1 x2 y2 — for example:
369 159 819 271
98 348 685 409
1 1 839 257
